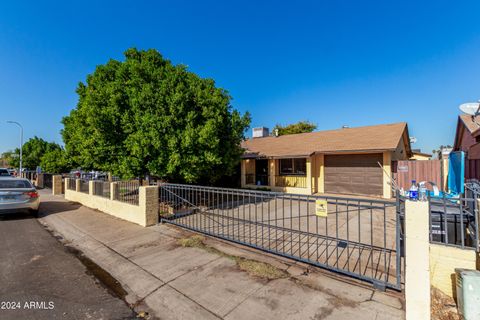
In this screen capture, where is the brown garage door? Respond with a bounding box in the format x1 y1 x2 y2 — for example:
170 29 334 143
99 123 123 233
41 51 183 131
324 154 383 196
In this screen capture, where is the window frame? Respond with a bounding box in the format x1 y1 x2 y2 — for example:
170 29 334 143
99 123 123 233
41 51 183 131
278 158 307 176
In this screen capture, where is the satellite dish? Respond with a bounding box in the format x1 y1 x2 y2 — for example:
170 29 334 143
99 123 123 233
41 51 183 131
409 137 417 144
459 102 480 116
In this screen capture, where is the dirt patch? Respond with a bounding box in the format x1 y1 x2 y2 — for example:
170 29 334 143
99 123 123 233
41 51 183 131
431 287 459 320
236 258 287 280
178 235 288 280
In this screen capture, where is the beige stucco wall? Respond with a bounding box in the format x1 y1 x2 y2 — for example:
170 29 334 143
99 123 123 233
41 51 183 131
52 175 63 195
64 179 158 227
429 244 477 299
311 153 324 194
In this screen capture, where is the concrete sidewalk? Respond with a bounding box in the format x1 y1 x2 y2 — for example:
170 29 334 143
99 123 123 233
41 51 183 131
38 190 405 320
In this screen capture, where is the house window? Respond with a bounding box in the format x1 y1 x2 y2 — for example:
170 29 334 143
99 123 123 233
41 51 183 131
279 158 307 175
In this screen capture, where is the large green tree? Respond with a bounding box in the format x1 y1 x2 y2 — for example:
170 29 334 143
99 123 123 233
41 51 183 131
11 137 62 170
40 148 71 173
62 48 251 183
273 121 317 136
0 150 17 168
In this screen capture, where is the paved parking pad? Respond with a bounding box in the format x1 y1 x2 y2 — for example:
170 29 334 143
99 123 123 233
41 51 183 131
39 190 404 320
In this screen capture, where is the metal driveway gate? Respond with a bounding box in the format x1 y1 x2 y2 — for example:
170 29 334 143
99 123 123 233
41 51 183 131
159 183 402 290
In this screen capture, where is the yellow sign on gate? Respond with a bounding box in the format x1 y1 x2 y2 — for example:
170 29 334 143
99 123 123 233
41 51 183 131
315 199 328 217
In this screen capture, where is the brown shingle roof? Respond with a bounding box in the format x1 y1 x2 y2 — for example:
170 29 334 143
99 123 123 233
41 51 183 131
460 114 480 133
241 122 408 158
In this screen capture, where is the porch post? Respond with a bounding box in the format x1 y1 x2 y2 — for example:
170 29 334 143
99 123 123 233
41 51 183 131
306 157 312 195
317 154 325 193
268 159 275 188
382 151 392 199
241 160 246 188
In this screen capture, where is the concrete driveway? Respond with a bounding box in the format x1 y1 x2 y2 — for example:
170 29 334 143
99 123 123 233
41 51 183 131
38 189 405 320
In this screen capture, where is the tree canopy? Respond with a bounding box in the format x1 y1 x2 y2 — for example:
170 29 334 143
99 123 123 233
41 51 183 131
273 121 317 136
0 150 16 168
40 148 71 173
3 138 71 173
62 48 251 183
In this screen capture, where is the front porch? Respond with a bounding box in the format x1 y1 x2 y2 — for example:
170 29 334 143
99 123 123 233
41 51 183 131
241 157 313 194
241 153 393 198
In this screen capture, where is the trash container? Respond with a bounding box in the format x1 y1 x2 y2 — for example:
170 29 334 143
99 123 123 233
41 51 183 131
429 208 472 246
455 268 480 319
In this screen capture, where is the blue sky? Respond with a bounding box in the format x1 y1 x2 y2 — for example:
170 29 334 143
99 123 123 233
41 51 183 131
1 1 480 155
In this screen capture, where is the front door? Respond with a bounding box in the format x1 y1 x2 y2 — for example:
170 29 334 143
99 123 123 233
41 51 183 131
255 159 269 186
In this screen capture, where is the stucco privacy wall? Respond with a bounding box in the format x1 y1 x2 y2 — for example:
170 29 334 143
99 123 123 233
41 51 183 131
64 178 158 227
430 244 477 298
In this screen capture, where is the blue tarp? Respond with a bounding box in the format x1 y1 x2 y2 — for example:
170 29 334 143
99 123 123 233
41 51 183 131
448 151 465 194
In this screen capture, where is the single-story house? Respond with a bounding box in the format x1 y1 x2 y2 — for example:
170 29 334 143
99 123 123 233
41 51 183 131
453 114 480 160
240 122 412 198
410 149 432 161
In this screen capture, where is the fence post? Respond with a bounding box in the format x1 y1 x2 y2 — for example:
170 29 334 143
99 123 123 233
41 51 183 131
52 175 63 195
75 179 81 192
110 182 118 201
89 180 95 196
405 200 430 320
139 186 159 226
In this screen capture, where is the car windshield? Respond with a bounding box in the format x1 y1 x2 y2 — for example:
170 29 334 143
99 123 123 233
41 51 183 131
0 180 32 189
0 169 10 176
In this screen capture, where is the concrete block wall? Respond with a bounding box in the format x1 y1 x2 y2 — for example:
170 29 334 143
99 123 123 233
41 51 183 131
430 244 476 298
64 178 158 227
404 200 479 318
52 175 63 195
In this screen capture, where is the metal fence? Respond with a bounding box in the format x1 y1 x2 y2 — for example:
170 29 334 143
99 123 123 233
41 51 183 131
430 182 479 251
159 183 402 290
396 183 480 251
79 179 89 194
67 178 76 191
93 180 110 198
23 171 37 181
44 173 53 189
114 181 139 205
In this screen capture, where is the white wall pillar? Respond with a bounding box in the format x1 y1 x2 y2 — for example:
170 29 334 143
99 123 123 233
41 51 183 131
405 200 430 320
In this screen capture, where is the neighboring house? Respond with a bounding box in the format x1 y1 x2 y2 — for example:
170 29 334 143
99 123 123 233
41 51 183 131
453 114 480 180
410 149 432 161
453 114 480 159
241 122 412 198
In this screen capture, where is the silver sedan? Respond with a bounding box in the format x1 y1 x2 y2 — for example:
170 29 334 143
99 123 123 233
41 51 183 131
0 178 40 215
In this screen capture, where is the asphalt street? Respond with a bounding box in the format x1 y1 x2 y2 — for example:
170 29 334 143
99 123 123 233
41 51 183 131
0 209 136 320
